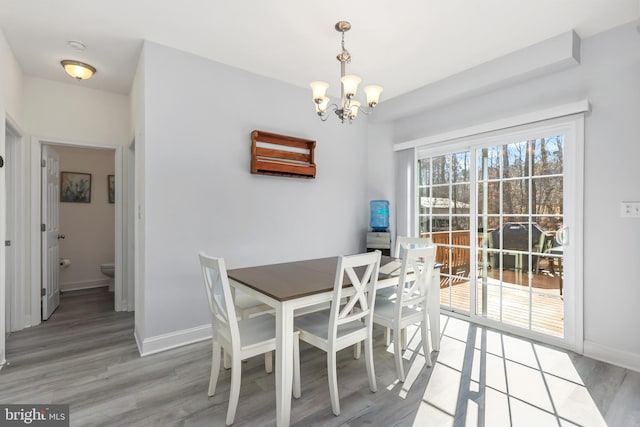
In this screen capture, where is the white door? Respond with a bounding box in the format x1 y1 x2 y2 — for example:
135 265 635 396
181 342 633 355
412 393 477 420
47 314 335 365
417 116 583 350
42 145 60 320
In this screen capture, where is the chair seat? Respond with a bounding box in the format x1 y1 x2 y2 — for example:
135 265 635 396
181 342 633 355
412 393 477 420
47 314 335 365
233 289 273 317
295 309 366 343
373 298 424 328
238 316 276 349
376 287 396 299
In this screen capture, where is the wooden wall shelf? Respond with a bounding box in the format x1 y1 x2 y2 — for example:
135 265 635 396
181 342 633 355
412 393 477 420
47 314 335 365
251 130 316 179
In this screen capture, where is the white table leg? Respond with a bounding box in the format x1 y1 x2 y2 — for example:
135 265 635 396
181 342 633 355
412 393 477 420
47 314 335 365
429 267 441 352
275 302 294 427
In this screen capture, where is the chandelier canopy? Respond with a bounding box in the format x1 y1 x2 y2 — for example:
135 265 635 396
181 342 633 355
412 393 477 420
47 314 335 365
310 21 383 123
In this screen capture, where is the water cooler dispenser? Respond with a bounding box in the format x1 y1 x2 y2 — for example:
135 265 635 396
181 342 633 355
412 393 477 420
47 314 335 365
367 200 391 256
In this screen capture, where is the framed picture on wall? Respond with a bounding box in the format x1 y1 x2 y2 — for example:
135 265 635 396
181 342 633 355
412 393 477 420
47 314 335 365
108 175 115 204
61 171 92 203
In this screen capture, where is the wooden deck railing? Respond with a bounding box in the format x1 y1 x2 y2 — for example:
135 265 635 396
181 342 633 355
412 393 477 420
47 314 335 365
423 229 556 278
421 230 481 277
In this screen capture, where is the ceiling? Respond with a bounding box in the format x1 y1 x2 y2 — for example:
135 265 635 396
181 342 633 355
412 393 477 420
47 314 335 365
0 0 638 100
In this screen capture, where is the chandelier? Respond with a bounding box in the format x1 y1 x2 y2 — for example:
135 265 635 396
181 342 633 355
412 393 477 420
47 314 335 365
310 21 383 123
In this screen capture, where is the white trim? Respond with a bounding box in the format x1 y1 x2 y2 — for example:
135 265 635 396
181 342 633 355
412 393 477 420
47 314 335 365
445 310 575 352
138 324 211 357
4 121 27 332
571 115 585 354
584 340 640 373
60 279 110 292
394 100 590 151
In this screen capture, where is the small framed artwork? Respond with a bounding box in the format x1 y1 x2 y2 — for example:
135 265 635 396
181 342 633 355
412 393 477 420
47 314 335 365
61 172 92 203
108 175 115 204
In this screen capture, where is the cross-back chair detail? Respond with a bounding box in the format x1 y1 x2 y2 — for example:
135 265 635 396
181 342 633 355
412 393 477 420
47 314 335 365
373 245 436 382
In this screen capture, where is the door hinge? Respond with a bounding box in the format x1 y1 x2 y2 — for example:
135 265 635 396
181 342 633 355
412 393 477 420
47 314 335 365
41 159 46 167
41 224 46 232
4 240 10 247
41 288 46 297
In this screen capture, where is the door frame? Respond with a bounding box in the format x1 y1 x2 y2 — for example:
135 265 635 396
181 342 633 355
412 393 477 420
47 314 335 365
3 118 26 332
413 113 585 352
29 137 126 325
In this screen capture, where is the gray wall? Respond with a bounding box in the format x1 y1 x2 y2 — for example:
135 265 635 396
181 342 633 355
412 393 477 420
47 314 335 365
373 22 640 361
136 42 370 339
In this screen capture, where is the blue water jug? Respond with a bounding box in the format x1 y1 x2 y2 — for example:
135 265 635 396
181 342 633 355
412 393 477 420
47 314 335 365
370 200 390 231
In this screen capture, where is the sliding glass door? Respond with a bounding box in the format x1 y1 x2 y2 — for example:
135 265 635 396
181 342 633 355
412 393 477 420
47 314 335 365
418 152 472 313
476 137 564 337
416 117 582 347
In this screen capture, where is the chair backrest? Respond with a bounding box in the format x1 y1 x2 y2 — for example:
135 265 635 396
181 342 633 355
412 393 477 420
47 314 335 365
396 245 437 316
199 253 240 350
394 236 433 258
329 251 381 341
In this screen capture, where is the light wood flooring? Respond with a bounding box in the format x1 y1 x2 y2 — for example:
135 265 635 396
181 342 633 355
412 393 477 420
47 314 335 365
441 266 565 337
1 287 639 426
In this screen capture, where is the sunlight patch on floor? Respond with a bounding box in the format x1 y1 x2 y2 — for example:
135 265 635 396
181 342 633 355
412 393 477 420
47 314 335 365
414 316 607 426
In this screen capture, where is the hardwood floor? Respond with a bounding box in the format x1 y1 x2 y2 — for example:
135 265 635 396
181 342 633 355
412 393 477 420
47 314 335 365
2 287 639 426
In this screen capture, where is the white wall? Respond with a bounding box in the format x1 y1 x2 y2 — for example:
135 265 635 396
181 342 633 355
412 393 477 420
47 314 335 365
1 30 23 126
367 121 396 240
56 146 115 291
0 27 24 366
135 41 369 346
369 22 640 368
24 77 130 144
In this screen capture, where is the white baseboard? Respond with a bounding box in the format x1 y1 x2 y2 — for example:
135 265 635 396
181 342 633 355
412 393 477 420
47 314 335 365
61 279 110 292
583 340 640 373
138 324 211 357
134 328 143 356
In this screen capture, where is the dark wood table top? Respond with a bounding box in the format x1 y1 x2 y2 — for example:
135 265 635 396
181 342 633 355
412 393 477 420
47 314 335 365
227 255 399 302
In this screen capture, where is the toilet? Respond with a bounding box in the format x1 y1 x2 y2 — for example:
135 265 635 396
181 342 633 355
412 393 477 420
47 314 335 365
101 263 115 291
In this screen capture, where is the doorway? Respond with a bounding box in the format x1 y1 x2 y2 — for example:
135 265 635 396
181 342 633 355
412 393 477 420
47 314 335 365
416 115 583 350
29 138 128 326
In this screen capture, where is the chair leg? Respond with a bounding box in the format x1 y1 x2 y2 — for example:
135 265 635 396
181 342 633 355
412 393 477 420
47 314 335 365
353 342 361 359
293 333 301 399
401 328 407 351
226 356 242 426
265 351 273 374
364 337 377 393
394 329 405 382
327 351 341 416
421 317 433 367
223 351 231 370
384 327 391 347
208 341 222 397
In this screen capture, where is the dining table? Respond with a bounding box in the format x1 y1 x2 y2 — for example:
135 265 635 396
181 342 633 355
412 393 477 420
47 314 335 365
227 254 441 427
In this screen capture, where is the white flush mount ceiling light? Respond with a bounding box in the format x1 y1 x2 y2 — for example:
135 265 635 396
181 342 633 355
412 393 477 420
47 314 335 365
61 59 96 80
310 21 383 124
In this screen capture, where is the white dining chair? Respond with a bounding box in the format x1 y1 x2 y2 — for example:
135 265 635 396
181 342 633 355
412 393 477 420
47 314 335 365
199 253 301 425
373 245 436 382
382 236 433 347
294 251 381 416
394 236 433 258
230 283 274 373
